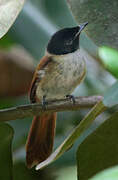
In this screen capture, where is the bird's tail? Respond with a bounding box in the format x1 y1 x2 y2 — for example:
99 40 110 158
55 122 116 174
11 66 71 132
26 112 57 168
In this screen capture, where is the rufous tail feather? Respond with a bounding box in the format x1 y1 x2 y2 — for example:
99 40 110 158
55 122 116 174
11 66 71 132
26 112 56 168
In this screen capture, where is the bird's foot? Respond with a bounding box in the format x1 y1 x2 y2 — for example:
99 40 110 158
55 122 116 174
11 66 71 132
66 94 76 104
42 95 48 110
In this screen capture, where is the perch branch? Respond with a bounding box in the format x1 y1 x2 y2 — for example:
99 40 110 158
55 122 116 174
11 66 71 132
0 96 103 122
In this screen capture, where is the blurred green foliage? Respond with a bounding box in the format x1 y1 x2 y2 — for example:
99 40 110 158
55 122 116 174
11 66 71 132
0 123 13 180
0 35 15 48
99 46 118 78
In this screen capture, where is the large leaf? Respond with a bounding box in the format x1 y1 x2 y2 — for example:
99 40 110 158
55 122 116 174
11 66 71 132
77 111 118 180
0 123 14 180
36 100 106 170
0 0 26 39
67 0 118 49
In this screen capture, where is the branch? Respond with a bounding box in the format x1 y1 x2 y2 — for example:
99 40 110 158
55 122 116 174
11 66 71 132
0 96 103 122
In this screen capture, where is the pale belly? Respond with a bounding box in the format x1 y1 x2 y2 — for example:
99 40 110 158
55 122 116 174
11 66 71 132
36 50 86 100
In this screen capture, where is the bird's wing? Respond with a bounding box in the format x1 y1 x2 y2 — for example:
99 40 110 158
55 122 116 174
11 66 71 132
27 55 56 168
29 56 52 103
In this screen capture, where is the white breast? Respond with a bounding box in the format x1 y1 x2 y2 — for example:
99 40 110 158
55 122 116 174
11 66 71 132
36 49 86 100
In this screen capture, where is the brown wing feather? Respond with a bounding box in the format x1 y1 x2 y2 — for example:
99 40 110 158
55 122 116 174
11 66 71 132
29 55 52 103
26 55 57 168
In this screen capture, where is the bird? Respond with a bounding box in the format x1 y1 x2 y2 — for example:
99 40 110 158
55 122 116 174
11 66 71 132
26 22 88 168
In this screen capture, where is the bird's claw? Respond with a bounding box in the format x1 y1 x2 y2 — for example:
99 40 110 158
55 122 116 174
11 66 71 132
42 95 48 110
66 95 76 104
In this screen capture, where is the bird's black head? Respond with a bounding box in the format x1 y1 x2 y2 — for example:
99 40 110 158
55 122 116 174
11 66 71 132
47 22 88 55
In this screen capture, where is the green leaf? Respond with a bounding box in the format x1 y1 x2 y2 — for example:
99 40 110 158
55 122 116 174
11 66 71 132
103 80 118 107
90 166 118 180
36 100 106 170
99 46 118 78
0 0 26 39
0 123 14 180
77 111 118 180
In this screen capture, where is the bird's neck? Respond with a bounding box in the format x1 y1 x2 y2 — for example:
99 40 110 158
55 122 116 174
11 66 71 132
45 49 81 62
